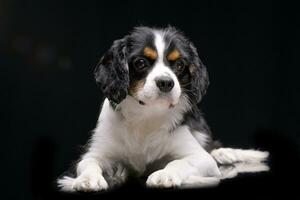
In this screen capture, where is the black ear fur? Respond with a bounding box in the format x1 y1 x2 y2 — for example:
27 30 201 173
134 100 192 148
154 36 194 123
189 43 209 103
94 38 129 104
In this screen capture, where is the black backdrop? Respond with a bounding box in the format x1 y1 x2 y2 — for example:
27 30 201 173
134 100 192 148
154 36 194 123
1 0 299 199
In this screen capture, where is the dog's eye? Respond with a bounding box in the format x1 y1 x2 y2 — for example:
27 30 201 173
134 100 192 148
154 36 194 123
134 58 148 71
175 59 186 73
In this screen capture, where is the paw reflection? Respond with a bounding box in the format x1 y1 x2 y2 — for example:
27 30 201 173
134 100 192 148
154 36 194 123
219 162 270 179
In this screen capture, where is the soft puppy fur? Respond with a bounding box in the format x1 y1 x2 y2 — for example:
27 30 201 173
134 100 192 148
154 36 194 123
57 26 269 191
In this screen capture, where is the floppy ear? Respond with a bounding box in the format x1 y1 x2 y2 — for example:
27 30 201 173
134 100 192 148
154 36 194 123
94 38 129 104
189 43 209 103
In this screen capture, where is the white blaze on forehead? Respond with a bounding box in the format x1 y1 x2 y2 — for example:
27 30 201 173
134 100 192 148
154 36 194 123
154 31 165 63
136 30 181 106
137 31 181 108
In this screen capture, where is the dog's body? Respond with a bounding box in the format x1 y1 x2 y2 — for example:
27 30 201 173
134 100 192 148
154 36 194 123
58 27 269 191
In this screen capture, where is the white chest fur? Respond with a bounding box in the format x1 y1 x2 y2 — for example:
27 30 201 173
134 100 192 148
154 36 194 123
90 97 190 173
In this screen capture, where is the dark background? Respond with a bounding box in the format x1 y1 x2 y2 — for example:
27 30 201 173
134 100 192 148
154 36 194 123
1 0 299 199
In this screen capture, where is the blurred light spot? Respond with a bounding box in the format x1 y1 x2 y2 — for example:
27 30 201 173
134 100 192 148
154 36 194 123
11 36 33 56
35 45 56 66
58 56 71 70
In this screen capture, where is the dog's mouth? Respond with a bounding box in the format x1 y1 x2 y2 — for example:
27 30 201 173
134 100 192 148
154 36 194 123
137 96 176 109
138 100 145 105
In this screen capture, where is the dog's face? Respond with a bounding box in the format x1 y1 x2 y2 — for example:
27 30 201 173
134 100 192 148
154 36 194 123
94 27 209 109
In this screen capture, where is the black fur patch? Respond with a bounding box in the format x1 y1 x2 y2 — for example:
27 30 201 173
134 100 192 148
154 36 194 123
181 106 221 152
94 38 129 104
126 28 157 97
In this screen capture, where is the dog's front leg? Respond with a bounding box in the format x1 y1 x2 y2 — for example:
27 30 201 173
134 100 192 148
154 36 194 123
58 157 108 192
146 126 221 188
146 154 221 188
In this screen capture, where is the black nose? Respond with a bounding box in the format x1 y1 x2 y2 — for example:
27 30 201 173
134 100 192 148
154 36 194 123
155 76 174 93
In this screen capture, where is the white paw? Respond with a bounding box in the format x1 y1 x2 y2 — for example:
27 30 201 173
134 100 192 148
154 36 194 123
211 148 269 164
211 148 237 164
146 169 182 188
58 173 108 192
219 162 270 179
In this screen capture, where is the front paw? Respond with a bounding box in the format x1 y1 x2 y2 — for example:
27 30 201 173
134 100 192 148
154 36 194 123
73 173 108 192
146 169 182 188
58 173 108 192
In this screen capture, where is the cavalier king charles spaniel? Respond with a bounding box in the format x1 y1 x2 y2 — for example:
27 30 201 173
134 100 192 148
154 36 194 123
58 26 269 192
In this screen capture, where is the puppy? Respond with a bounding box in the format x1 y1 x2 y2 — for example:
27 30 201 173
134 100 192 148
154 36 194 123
58 26 269 191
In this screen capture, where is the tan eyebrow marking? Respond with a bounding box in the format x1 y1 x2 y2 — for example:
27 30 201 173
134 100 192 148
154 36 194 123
143 47 157 60
167 49 180 61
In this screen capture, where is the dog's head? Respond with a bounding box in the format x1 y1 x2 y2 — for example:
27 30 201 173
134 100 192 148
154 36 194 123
94 26 209 109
